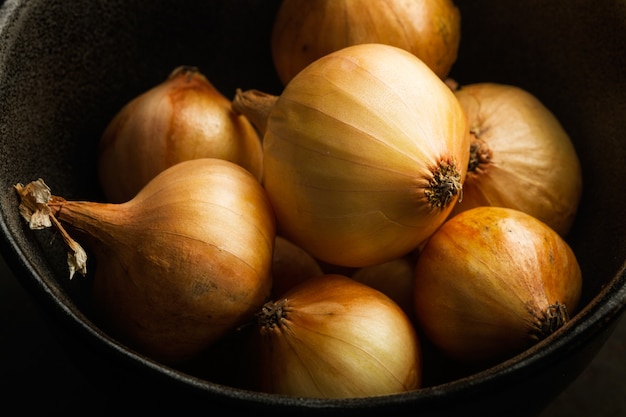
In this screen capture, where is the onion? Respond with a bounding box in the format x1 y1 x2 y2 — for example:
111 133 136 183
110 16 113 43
235 43 469 268
351 255 416 319
413 206 582 367
271 235 323 297
271 0 461 84
450 82 583 236
252 273 421 398
15 158 275 364
98 66 263 203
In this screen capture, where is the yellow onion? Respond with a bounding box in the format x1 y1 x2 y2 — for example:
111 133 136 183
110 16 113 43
271 235 323 297
252 273 421 398
98 66 263 203
236 43 469 267
271 0 461 84
450 82 583 236
351 255 416 318
15 158 275 364
413 206 582 367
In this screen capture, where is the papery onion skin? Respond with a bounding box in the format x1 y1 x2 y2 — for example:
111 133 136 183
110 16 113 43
351 255 416 319
254 274 421 398
262 43 469 268
98 66 263 203
413 206 582 367
450 82 583 237
50 158 275 364
271 235 323 297
271 0 461 85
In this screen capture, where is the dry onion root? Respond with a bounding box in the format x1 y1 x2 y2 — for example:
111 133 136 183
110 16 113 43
98 65 263 203
234 43 470 268
270 0 461 84
15 158 276 365
413 206 582 367
251 274 422 398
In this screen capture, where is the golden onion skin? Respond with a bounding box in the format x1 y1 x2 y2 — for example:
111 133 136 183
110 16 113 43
254 274 422 398
352 255 417 319
271 0 461 84
52 159 276 364
270 235 324 297
263 43 469 268
413 206 582 367
98 66 263 203
450 83 583 237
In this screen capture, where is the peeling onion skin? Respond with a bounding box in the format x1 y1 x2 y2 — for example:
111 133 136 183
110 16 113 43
271 0 461 85
50 159 276 365
413 206 582 367
262 43 470 268
98 66 263 203
450 82 583 237
253 274 422 398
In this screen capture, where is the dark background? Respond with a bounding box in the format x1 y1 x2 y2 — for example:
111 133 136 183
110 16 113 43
1 252 625 415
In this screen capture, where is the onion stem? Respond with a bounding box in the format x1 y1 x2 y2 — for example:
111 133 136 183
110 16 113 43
231 88 278 136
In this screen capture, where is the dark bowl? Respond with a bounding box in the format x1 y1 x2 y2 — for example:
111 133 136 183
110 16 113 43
1 0 625 415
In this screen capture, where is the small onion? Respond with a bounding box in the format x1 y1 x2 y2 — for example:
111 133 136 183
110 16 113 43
413 206 582 367
98 66 263 203
271 235 323 297
271 0 461 84
450 82 583 236
15 158 275 364
351 255 416 318
237 43 469 268
252 274 421 398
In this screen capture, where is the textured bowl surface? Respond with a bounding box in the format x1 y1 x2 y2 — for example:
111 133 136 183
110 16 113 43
1 0 625 415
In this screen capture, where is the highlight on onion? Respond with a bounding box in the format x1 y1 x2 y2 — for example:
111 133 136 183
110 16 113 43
450 82 583 236
251 273 422 398
235 43 470 268
413 206 582 367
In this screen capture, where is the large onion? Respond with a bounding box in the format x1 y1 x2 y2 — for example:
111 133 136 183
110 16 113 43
450 82 583 236
252 273 421 398
413 206 582 367
16 158 275 364
249 43 469 268
271 0 461 84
